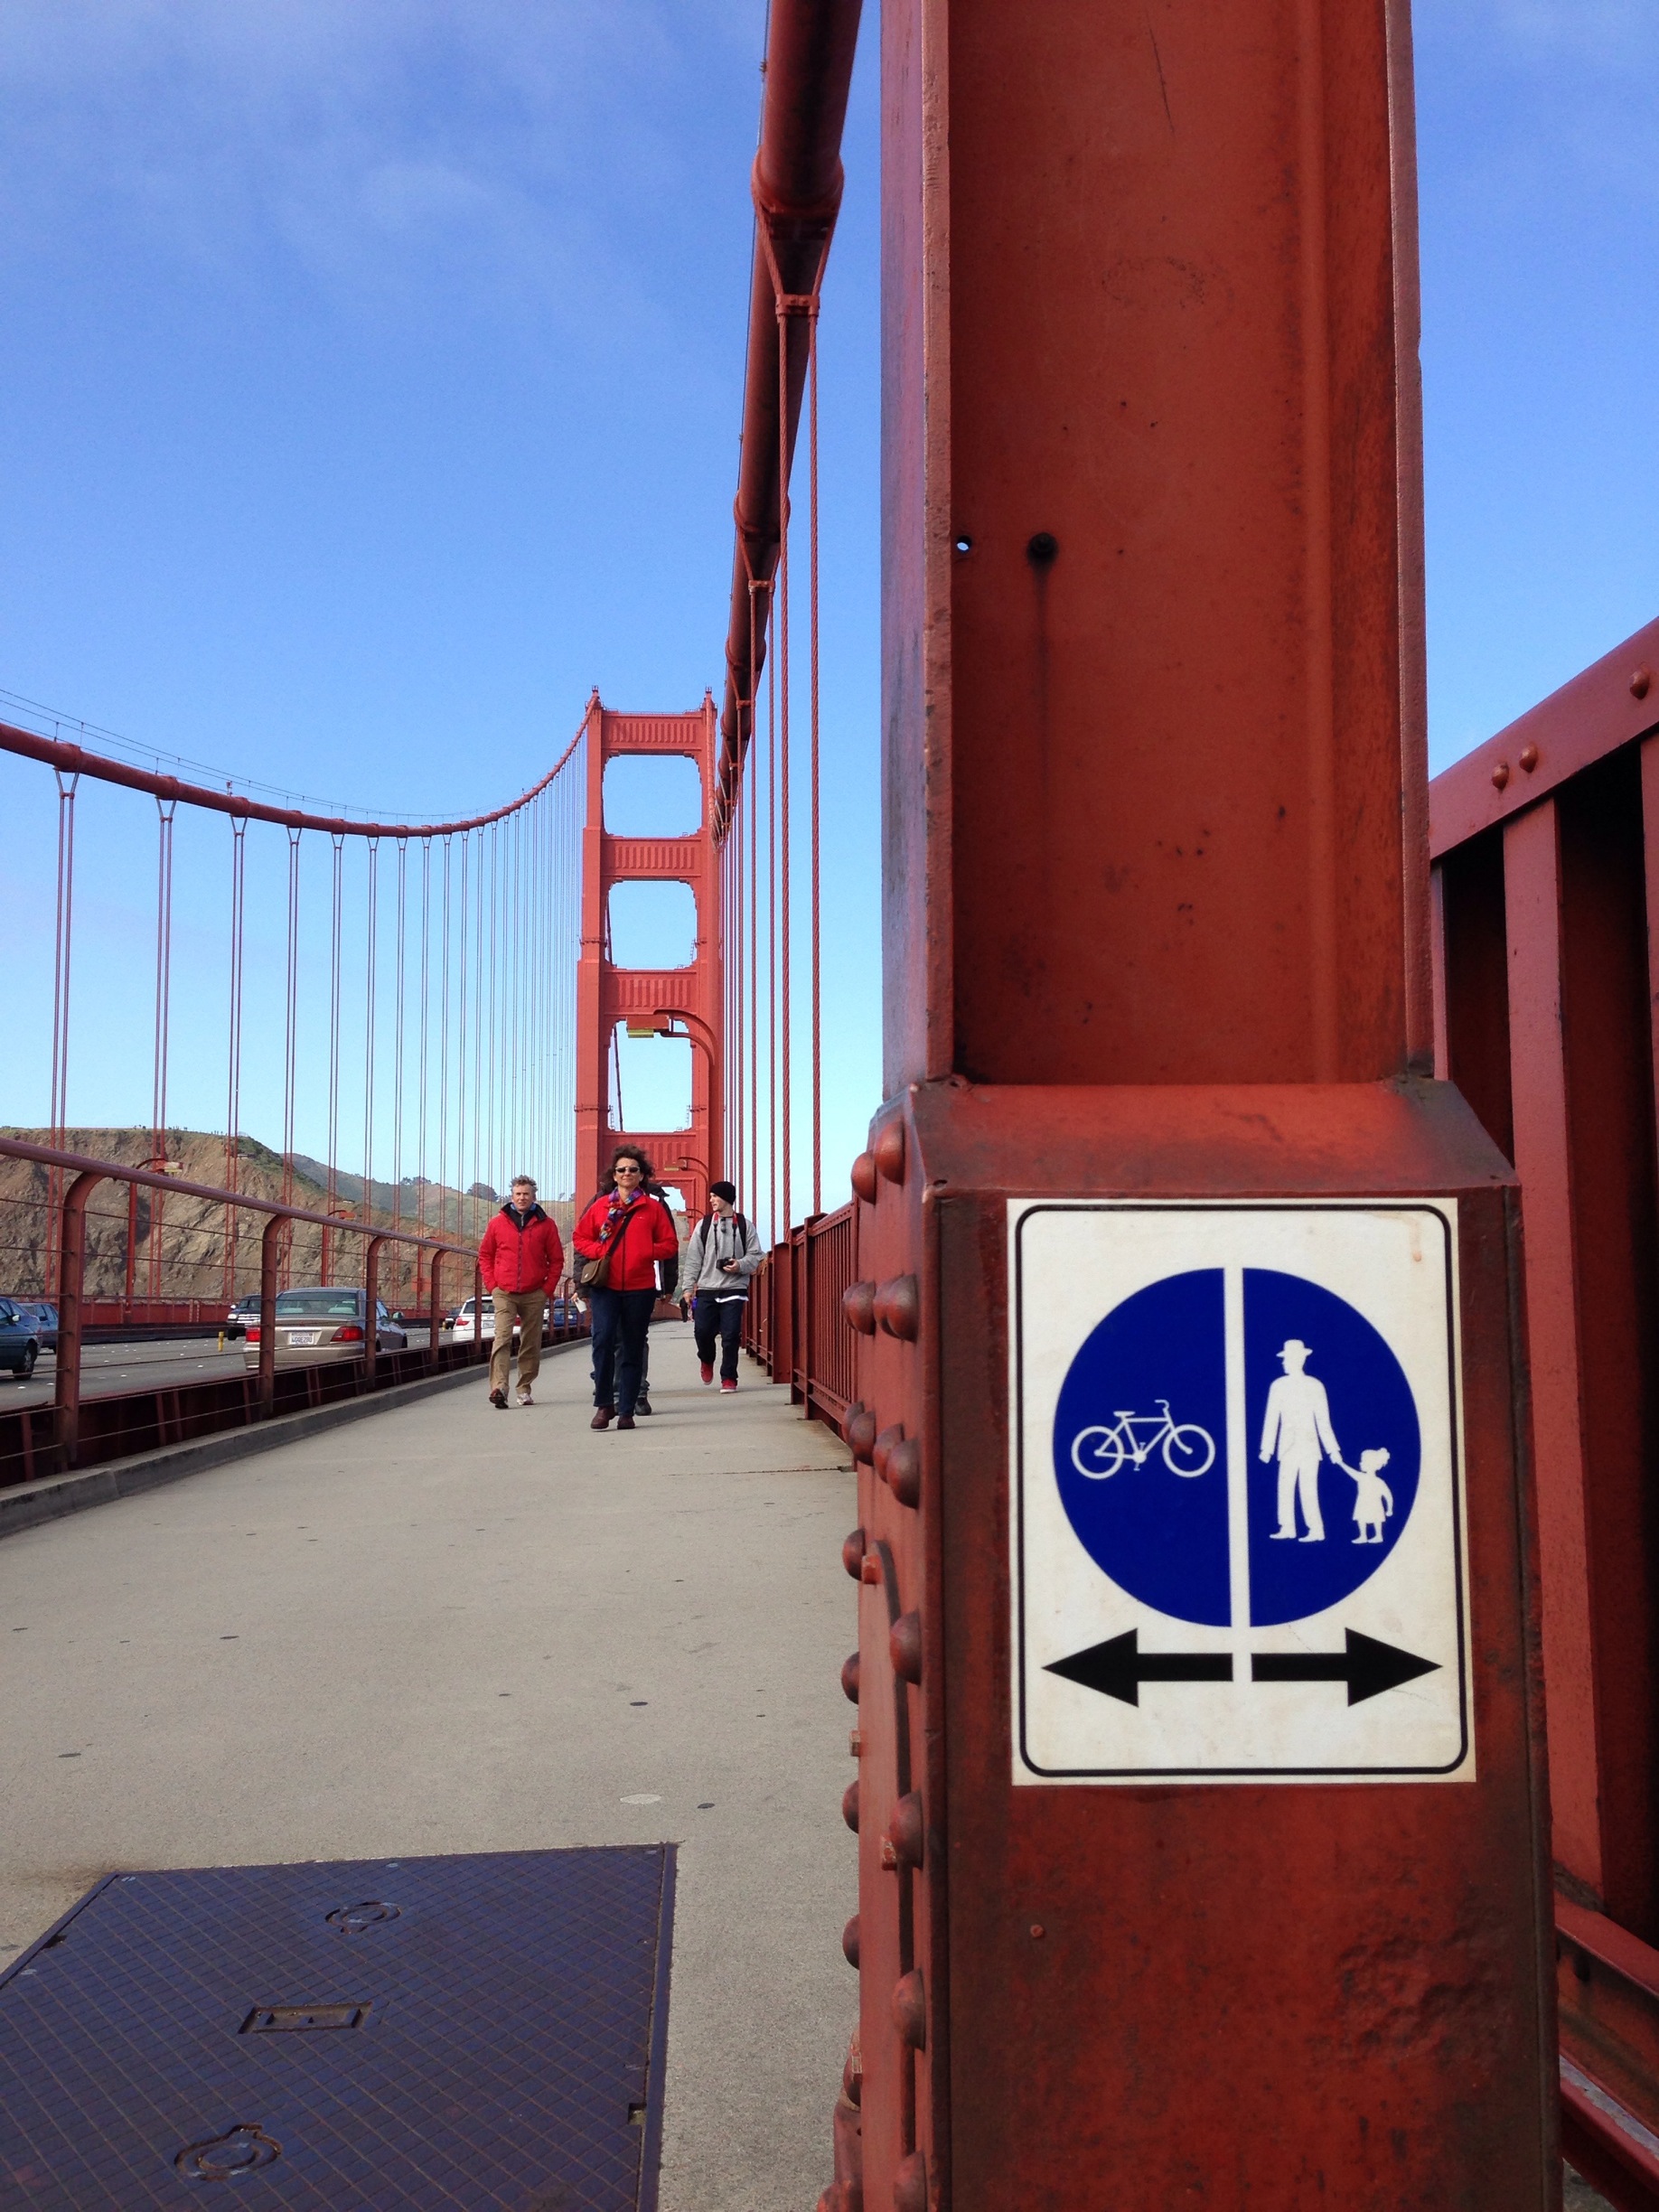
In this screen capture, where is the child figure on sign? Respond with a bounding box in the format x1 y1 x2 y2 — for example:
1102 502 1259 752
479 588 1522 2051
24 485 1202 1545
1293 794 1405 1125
1340 1448 1393 1544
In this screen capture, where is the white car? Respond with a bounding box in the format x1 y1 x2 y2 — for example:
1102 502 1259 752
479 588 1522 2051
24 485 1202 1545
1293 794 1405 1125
448 1297 495 1345
449 1295 572 1344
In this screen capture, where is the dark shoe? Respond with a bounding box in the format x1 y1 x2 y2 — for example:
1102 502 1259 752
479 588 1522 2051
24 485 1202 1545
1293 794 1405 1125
590 1408 613 1430
616 1414 636 1430
490 1388 508 1410
699 1362 714 1385
635 1396 652 1415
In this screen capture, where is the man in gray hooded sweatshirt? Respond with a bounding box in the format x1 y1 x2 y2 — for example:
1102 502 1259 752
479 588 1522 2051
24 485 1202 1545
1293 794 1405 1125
679 1181 764 1391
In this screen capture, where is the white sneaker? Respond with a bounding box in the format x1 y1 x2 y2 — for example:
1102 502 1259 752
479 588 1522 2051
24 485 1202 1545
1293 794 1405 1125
517 1388 533 1407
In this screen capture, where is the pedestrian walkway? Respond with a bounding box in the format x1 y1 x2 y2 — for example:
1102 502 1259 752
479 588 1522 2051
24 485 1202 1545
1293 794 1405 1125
0 1324 858 2212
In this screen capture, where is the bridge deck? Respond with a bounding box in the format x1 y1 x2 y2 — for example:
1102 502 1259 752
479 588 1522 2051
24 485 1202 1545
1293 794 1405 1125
0 1326 857 2212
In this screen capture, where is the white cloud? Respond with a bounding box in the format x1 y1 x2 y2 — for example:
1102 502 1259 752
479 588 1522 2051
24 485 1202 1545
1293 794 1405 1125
0 0 758 331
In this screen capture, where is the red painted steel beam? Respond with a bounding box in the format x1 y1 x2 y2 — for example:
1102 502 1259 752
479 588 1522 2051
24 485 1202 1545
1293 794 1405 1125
0 716 586 840
843 1 1557 2207
715 0 863 836
1429 615 1659 857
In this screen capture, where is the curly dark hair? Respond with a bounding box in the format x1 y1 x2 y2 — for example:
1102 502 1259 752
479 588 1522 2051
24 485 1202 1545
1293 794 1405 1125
608 1144 653 1182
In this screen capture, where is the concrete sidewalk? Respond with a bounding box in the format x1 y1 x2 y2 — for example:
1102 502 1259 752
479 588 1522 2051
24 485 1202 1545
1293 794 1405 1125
0 1321 858 2212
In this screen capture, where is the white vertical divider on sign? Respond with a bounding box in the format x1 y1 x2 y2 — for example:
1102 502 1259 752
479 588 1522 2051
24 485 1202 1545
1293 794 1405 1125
1224 1265 1251 1637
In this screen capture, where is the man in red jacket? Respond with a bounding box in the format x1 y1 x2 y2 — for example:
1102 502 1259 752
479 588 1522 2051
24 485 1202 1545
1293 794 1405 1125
477 1176 566 1409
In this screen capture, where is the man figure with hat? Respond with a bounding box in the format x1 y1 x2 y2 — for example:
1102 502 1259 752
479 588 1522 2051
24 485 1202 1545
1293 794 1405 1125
1259 1336 1341 1543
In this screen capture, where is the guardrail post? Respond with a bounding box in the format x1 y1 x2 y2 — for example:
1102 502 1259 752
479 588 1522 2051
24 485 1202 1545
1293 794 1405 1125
473 1261 485 1367
426 1250 445 1373
363 1235 386 1387
53 1168 104 1470
258 1213 284 1419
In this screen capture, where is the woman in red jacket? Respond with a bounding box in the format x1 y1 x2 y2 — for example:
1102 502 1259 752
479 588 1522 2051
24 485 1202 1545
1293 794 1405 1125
573 1146 680 1430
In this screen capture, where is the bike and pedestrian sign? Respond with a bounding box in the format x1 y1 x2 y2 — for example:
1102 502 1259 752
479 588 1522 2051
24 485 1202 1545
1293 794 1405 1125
1008 1200 1472 1784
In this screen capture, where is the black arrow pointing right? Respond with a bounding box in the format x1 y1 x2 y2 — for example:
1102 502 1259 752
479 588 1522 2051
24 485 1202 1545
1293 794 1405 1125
1251 1629 1439 1706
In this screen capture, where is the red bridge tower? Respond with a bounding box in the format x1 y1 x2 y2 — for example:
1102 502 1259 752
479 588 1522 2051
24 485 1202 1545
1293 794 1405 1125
575 693 724 1214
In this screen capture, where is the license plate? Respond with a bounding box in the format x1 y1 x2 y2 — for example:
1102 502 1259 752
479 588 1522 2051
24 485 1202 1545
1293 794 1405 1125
286 1329 323 1347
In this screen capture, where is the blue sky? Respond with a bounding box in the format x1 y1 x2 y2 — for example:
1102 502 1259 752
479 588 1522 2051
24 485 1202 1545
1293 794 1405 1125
0 1 1654 1214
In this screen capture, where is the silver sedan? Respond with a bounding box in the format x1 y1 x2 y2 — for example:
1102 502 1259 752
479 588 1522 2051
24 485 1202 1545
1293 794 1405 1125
241 1287 408 1369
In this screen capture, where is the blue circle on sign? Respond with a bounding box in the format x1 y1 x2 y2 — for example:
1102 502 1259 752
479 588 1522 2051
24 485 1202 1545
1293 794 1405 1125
1052 1268 1420 1628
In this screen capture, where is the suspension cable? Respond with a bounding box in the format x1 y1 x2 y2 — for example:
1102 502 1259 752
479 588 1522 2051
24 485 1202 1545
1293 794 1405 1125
808 302 823 1215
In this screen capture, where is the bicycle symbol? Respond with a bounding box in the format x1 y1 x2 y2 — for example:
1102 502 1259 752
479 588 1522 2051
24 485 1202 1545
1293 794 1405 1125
1069 1400 1216 1480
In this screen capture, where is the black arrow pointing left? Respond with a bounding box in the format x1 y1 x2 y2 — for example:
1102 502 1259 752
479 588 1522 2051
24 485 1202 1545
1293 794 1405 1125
1045 1630 1233 1708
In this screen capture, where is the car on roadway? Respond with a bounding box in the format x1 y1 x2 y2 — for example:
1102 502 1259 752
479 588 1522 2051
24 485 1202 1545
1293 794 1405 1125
241 1288 408 1370
224 1293 260 1339
449 1295 577 1344
448 1296 493 1345
0 1298 43 1379
15 1301 58 1351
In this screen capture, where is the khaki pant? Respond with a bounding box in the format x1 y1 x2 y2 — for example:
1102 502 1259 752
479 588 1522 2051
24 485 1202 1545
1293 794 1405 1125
489 1289 544 1395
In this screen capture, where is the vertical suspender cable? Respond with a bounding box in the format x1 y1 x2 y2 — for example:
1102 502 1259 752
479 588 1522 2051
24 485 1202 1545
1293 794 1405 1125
473 827 485 1218
439 836 453 1251
325 832 344 1282
280 827 301 1288
392 838 408 1293
222 814 248 1302
363 838 380 1242
150 796 177 1303
45 769 79 1297
456 831 472 1248
486 822 499 1196
773 570 787 1247
776 293 793 1241
808 303 823 1216
417 837 432 1298
280 828 300 1212
749 646 760 1228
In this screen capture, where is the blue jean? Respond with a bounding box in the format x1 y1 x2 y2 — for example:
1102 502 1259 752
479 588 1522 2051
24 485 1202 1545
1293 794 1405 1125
693 1291 745 1383
590 1288 656 1417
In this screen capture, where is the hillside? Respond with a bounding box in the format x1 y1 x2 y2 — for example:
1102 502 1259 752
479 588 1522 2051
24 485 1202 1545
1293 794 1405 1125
0 1129 576 1301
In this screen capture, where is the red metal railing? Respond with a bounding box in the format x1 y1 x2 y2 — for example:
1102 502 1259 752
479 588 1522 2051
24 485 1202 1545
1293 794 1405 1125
1431 611 1659 2212
0 1134 587 1490
741 1200 856 1432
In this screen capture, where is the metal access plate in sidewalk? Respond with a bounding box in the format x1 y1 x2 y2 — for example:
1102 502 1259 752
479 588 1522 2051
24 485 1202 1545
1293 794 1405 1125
0 1846 675 2210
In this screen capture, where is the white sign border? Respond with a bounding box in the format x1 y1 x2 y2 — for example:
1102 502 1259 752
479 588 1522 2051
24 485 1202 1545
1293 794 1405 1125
1008 1198 1473 1786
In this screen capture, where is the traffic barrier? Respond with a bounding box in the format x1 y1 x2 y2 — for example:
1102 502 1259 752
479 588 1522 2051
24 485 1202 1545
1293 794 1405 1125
0 1133 585 1487
741 1200 857 1434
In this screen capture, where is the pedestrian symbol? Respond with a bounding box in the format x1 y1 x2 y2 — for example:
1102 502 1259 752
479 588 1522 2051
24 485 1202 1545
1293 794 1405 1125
1011 1201 1471 1783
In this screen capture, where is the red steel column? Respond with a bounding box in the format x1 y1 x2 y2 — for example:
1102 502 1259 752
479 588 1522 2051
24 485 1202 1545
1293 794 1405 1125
1504 798 1599 1892
575 693 608 1211
843 2 1556 2207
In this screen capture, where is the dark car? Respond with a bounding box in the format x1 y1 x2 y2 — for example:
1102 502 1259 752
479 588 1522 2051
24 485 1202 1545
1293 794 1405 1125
16 1301 58 1351
224 1293 260 1340
0 1299 42 1379
241 1287 408 1370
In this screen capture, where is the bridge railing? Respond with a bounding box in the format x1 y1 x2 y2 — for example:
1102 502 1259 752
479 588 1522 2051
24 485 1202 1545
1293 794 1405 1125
742 1202 857 1434
0 1134 587 1491
1431 612 1659 2208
